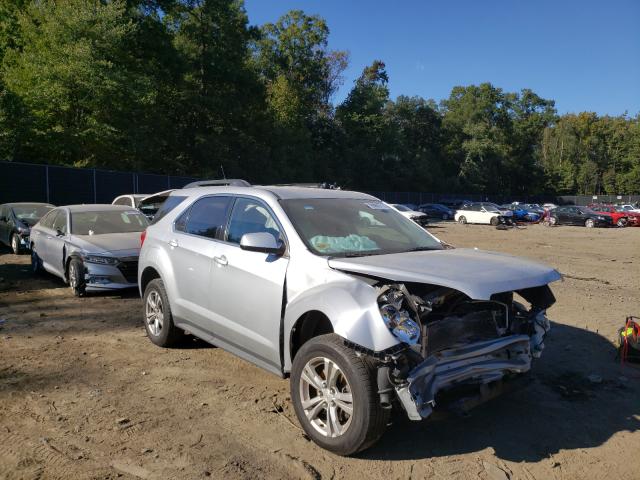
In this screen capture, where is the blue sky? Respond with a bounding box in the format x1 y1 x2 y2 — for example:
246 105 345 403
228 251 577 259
244 0 640 116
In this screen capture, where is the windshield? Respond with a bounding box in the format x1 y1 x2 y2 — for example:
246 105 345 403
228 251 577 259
393 204 410 212
13 204 53 221
577 207 597 214
281 198 443 257
71 210 148 235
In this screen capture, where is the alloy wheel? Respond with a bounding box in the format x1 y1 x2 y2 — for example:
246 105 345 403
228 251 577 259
69 263 78 287
11 235 19 254
146 290 164 336
299 356 353 438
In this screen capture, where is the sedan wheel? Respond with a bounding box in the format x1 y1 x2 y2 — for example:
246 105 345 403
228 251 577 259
299 356 354 438
68 258 86 297
585 219 595 228
458 216 467 224
145 290 164 337
617 218 628 227
11 234 21 255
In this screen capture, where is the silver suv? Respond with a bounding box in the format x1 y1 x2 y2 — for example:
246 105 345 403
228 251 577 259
138 186 560 455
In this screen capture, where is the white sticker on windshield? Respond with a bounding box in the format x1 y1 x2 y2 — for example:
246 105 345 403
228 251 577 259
365 202 390 210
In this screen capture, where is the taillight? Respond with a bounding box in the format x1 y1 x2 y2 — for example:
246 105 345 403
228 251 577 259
140 229 147 247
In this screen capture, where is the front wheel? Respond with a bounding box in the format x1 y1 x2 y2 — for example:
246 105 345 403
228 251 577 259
585 218 595 228
11 234 22 255
290 334 388 456
617 218 628 227
457 215 467 224
31 248 42 273
68 258 86 297
490 216 499 226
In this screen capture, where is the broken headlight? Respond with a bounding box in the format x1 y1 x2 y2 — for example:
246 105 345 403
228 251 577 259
378 288 421 345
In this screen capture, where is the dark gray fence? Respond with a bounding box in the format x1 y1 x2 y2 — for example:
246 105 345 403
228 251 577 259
0 161 198 205
2 161 639 207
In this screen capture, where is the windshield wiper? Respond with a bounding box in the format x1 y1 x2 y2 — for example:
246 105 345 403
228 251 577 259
402 246 438 252
342 251 385 258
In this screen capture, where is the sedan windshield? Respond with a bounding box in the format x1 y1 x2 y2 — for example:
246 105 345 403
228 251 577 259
13 204 53 220
281 198 443 256
71 211 148 235
392 204 410 212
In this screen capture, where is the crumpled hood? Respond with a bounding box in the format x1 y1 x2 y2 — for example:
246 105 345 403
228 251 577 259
328 248 561 300
71 232 141 256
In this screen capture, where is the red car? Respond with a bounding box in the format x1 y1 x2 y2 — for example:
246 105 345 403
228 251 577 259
589 204 640 227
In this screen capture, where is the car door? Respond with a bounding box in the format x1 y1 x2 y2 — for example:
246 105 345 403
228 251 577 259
41 210 69 277
208 196 289 371
567 207 582 225
169 195 234 332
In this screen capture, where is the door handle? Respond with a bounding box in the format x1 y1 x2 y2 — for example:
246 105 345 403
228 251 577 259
213 255 228 266
168 239 179 248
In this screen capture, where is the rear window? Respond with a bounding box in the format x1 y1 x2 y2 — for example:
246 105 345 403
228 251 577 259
149 196 187 224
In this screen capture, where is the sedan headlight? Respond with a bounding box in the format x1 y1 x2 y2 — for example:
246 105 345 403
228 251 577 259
17 225 30 235
83 254 119 265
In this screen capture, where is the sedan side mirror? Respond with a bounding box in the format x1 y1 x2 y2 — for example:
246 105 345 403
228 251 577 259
240 232 285 255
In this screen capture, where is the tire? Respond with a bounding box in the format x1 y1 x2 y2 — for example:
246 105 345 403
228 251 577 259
549 216 557 226
585 218 595 228
290 333 388 456
617 218 627 227
458 216 467 224
67 258 86 297
31 248 42 273
490 216 499 226
11 234 21 255
143 278 183 347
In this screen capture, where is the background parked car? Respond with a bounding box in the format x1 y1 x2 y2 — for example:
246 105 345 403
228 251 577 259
417 203 455 220
0 202 54 254
549 206 613 228
589 204 638 227
137 190 175 220
112 194 150 208
499 204 541 222
30 205 149 296
454 203 504 225
390 204 429 226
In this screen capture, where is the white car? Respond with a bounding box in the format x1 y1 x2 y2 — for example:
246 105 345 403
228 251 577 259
389 204 429 227
619 204 640 213
112 194 149 208
455 202 504 225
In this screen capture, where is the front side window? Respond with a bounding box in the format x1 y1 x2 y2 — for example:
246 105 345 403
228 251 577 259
114 197 132 206
179 196 232 240
71 210 148 235
51 211 68 234
226 197 281 244
281 198 442 257
39 209 58 229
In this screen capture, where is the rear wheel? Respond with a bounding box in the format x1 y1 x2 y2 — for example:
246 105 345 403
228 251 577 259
585 218 595 228
617 218 628 227
11 234 21 255
143 278 183 347
290 334 388 456
68 258 86 297
458 216 467 224
490 216 499 226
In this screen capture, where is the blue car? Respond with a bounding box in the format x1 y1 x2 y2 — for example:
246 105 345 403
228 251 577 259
500 205 541 222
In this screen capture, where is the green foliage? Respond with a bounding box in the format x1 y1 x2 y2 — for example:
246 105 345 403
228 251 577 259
0 2 637 195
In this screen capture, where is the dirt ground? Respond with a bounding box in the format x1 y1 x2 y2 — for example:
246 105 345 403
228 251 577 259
1 223 639 480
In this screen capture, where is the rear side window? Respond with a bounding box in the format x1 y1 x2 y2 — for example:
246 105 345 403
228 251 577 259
178 196 232 240
150 196 187 225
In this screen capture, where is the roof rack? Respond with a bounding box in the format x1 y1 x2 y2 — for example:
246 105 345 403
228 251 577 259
182 179 251 188
267 182 341 190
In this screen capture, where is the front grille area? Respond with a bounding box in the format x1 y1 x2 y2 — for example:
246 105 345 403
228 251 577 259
117 260 138 283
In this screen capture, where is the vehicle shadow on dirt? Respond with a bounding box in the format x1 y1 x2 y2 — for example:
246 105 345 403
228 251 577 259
362 322 640 463
0 262 65 293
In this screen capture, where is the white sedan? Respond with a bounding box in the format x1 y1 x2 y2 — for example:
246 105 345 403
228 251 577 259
454 203 504 225
389 204 429 226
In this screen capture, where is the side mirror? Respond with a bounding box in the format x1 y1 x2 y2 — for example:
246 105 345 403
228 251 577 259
240 232 285 255
56 229 65 237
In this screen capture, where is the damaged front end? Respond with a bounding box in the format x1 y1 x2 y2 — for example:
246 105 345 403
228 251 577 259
373 282 554 420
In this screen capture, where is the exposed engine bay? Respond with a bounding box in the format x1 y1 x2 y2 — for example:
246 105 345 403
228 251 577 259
373 281 555 420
